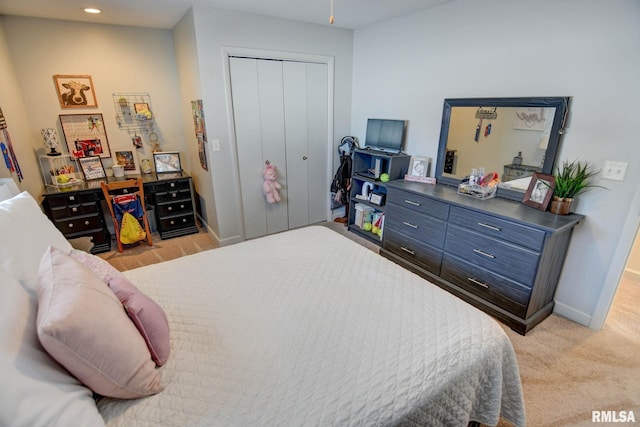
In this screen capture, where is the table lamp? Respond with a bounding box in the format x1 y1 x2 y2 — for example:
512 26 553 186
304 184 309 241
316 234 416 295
42 128 61 156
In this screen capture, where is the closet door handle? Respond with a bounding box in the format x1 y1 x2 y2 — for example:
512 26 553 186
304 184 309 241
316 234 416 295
302 156 308 160
265 160 270 165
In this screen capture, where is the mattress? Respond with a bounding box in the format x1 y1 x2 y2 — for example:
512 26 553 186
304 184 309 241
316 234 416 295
97 225 525 426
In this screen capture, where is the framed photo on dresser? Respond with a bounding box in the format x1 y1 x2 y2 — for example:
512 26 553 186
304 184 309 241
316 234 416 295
522 172 555 211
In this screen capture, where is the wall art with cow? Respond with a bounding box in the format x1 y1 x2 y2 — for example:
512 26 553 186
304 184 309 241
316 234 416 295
53 75 97 109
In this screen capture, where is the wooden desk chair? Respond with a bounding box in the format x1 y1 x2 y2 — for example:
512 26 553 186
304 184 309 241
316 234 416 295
101 178 153 253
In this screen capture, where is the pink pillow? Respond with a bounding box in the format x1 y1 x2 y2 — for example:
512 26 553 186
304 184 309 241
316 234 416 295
109 276 171 366
69 249 123 283
36 246 164 399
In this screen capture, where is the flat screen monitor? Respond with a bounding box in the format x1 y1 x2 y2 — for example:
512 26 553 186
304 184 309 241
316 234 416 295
364 119 406 154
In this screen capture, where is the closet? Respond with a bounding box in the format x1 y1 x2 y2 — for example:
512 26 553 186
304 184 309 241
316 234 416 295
230 57 328 239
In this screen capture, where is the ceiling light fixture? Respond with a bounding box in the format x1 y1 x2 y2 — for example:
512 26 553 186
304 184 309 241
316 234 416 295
329 0 334 24
84 8 101 14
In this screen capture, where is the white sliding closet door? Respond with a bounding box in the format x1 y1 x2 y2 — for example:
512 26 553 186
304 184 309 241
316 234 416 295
230 57 328 240
284 61 328 229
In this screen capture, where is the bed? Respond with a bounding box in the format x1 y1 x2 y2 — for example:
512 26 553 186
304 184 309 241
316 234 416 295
1 189 525 427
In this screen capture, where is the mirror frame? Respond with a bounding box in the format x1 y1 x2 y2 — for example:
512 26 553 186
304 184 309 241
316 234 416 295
435 96 570 201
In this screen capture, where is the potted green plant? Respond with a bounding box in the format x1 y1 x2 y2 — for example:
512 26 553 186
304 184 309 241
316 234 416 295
549 159 602 214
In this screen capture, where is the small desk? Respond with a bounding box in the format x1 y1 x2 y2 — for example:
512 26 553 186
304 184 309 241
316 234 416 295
41 173 199 254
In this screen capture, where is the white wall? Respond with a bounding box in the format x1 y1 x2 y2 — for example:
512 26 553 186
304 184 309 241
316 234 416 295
182 7 353 244
173 11 220 237
0 19 42 197
1 17 186 184
352 0 640 327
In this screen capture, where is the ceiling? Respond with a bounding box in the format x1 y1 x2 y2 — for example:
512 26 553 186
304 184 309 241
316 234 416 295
0 0 454 30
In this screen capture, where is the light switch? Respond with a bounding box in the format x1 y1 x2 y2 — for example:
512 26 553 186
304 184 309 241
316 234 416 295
602 161 628 181
211 139 221 152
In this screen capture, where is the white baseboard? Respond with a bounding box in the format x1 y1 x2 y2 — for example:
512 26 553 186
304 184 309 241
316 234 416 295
553 301 592 328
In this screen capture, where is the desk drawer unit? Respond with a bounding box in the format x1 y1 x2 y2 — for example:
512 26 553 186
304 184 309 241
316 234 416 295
149 177 199 240
42 191 111 254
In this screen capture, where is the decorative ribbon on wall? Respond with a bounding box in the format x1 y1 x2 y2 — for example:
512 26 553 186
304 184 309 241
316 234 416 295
0 108 23 181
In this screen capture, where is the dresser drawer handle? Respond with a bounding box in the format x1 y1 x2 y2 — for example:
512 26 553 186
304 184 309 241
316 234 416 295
71 207 78 212
168 206 173 211
468 277 489 288
68 223 73 228
473 248 496 259
84 221 90 225
402 221 418 229
477 222 501 231
68 196 75 201
404 200 421 207
400 246 415 255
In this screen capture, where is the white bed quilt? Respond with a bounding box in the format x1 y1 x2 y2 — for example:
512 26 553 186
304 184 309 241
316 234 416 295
98 226 525 426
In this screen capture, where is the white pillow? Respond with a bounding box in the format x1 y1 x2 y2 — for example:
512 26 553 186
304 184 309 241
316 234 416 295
0 267 105 427
0 191 72 298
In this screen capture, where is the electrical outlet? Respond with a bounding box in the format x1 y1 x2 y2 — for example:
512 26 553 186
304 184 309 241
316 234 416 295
602 160 628 181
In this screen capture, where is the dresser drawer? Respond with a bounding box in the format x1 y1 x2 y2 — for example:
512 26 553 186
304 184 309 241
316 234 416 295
445 224 539 286
155 179 190 192
385 203 447 248
383 228 442 275
159 214 196 232
155 189 191 204
157 200 193 218
441 254 530 318
54 214 103 235
386 190 449 221
49 202 99 219
448 206 545 251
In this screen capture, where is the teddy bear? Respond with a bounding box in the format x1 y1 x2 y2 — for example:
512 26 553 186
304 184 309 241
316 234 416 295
262 164 282 204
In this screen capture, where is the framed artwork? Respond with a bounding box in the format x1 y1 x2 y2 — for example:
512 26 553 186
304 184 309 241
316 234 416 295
409 156 430 177
59 114 111 158
191 99 208 171
115 150 138 175
134 102 152 120
53 75 97 109
78 156 106 181
153 151 182 173
522 173 555 211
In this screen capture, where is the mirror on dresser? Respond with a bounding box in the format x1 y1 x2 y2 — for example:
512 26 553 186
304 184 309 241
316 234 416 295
435 97 570 201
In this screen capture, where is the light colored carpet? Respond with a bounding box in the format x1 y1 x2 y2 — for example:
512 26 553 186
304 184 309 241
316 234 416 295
97 227 218 272
101 222 640 426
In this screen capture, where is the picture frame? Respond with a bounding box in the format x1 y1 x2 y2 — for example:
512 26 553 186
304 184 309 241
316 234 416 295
59 113 111 159
153 151 182 173
522 172 555 211
53 75 97 109
408 156 430 177
78 156 106 181
133 102 152 120
115 150 138 175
